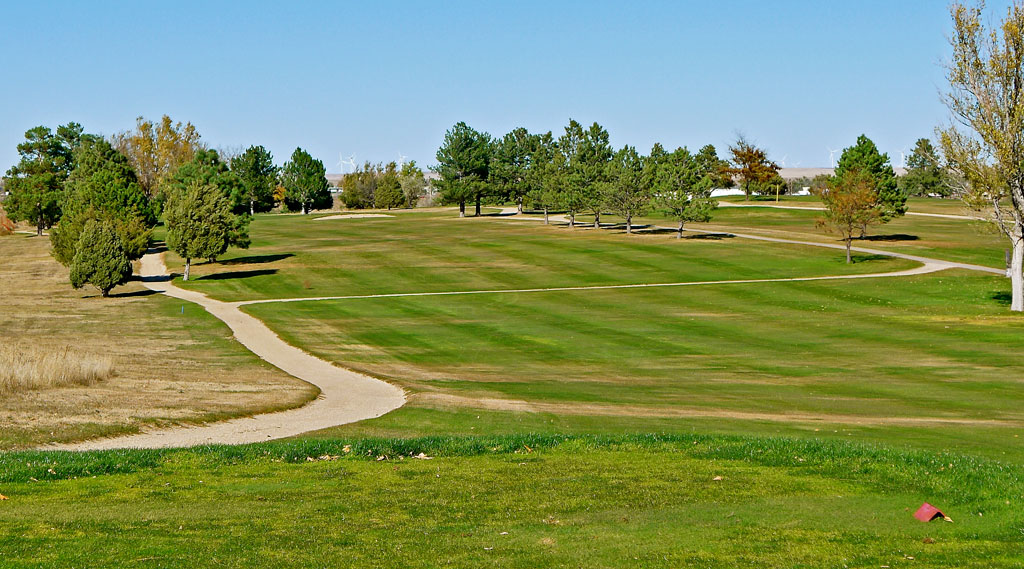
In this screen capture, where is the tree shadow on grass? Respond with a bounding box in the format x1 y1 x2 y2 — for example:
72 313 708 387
108 288 160 298
684 232 735 240
848 254 892 263
198 269 278 281
856 234 920 242
218 253 294 265
991 291 1012 306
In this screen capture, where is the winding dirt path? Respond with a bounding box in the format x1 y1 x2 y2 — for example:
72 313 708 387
50 252 406 450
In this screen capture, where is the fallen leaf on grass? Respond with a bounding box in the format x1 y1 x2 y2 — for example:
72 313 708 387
413 453 433 460
712 476 723 481
0 494 8 500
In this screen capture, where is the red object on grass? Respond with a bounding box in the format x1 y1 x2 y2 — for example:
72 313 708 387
914 502 944 522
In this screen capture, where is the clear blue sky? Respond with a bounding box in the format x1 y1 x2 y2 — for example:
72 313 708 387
0 1 1008 174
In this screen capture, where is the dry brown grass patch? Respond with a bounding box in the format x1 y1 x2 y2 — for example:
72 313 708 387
0 344 115 393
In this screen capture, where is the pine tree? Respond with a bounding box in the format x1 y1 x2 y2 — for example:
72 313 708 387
281 148 332 214
69 218 133 297
834 135 905 221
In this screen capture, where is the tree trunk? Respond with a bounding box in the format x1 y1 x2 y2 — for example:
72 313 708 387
625 214 632 234
475 194 481 216
543 206 549 225
678 220 684 239
1010 234 1024 312
250 200 255 216
184 258 191 281
845 237 852 264
101 288 110 297
459 201 465 217
517 196 523 214
37 207 43 236
569 213 576 228
594 211 600 229
302 203 309 215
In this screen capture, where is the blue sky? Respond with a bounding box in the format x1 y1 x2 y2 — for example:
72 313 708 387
0 1 1007 173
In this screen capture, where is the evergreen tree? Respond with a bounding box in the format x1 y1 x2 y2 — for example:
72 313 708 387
51 138 154 265
165 149 243 208
433 122 491 217
653 146 718 238
165 180 246 280
834 134 905 221
375 162 404 210
561 120 613 227
525 132 561 224
281 148 332 214
491 127 535 213
69 218 133 297
2 123 83 235
602 146 650 234
230 145 278 214
901 138 949 197
166 149 251 259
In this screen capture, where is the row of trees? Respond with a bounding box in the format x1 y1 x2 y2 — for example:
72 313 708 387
339 161 426 210
1 116 339 294
433 120 754 235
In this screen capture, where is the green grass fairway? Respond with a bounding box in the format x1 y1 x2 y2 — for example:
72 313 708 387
157 210 1024 462
2 435 1021 568
678 203 1003 268
166 210 916 302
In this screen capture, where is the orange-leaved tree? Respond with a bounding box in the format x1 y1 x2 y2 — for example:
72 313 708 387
814 168 881 263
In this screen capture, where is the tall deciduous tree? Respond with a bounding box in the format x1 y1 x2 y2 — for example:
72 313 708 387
491 127 535 213
728 135 779 201
230 145 278 214
653 146 718 238
814 169 882 264
164 180 245 280
602 146 649 234
69 218 132 297
834 134 905 221
434 122 491 217
2 123 83 235
111 115 203 203
940 2 1024 311
901 138 950 198
399 161 426 208
280 148 332 214
51 138 154 266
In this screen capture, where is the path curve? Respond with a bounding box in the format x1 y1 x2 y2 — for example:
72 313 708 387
50 251 406 451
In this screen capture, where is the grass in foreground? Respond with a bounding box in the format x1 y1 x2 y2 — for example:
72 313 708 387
1 434 1021 568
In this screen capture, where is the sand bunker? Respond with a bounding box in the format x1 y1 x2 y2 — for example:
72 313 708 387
315 213 395 220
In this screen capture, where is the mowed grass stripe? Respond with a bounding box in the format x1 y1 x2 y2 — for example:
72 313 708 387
169 211 917 302
245 271 1024 429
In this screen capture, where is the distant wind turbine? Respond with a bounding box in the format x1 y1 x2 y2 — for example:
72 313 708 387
397 152 408 167
778 155 788 168
827 148 839 169
899 148 908 169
